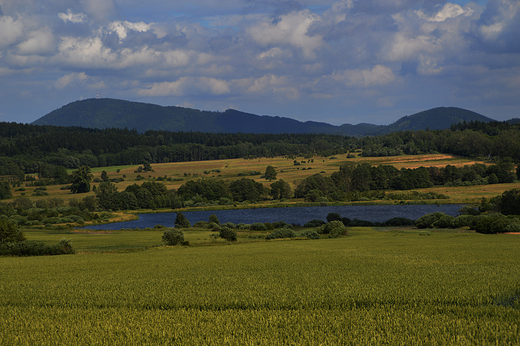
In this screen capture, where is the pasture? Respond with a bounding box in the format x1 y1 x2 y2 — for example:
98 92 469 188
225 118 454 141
1 228 519 345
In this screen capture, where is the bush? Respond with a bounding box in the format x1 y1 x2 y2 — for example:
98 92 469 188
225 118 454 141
505 222 520 233
300 230 320 239
458 206 481 216
272 221 291 229
304 219 325 227
326 213 342 222
193 221 208 228
319 220 346 238
451 215 475 228
0 238 74 256
349 219 375 227
432 215 454 228
0 219 26 243
415 212 448 229
162 228 185 245
208 222 221 231
222 222 236 229
219 227 237 241
266 227 297 240
380 217 415 227
209 213 220 225
31 190 49 196
175 212 191 228
250 222 267 231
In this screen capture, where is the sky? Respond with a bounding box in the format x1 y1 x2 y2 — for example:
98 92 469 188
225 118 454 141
0 0 519 126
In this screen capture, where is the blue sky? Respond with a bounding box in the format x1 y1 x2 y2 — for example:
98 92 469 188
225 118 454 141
0 0 518 126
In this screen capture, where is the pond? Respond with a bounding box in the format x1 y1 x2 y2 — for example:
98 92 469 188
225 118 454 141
82 204 465 230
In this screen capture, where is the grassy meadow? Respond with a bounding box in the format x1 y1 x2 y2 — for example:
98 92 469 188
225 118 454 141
1 228 519 345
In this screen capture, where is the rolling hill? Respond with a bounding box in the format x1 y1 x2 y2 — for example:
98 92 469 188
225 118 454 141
32 98 495 135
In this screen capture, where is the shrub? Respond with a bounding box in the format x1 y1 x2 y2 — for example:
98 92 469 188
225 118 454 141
0 219 26 243
349 219 375 227
304 219 325 227
193 221 208 228
218 197 233 205
326 213 342 222
266 227 297 240
458 206 481 216
451 215 475 228
222 222 236 229
175 212 191 228
415 212 449 229
208 222 221 231
237 223 251 229
272 221 290 229
209 214 220 225
162 228 185 245
432 215 454 228
250 223 267 231
219 227 237 241
319 220 346 238
0 238 74 256
505 222 520 233
300 230 320 239
381 217 415 227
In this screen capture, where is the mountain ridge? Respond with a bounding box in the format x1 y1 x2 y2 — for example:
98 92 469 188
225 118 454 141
32 98 496 135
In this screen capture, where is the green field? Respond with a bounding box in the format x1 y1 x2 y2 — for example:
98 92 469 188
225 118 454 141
1 229 519 345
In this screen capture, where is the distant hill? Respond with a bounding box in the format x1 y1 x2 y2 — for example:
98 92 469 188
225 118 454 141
32 98 495 135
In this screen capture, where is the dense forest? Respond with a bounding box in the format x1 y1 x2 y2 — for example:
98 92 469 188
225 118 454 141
0 119 520 181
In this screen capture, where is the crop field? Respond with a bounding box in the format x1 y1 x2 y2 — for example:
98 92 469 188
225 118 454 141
1 229 519 345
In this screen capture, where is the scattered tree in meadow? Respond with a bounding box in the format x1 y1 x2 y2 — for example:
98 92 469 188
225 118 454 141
219 227 237 241
162 228 185 245
71 166 93 193
270 179 292 199
265 165 277 181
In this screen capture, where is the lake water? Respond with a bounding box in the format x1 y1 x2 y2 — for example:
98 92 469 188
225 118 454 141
82 204 465 230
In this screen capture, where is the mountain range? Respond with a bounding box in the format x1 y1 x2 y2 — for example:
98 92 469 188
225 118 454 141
32 98 496 136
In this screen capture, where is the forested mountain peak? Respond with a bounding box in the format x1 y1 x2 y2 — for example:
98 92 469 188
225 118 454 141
32 98 495 135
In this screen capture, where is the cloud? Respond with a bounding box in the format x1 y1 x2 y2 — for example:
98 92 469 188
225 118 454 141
0 15 23 49
138 77 230 97
248 10 323 59
55 72 88 89
17 27 55 55
58 10 87 23
471 0 520 53
80 0 117 22
333 65 396 87
1 0 520 124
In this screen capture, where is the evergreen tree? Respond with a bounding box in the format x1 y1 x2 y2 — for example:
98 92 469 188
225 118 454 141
175 212 191 228
71 166 93 193
265 165 277 181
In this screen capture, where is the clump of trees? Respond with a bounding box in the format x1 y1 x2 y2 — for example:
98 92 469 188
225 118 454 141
0 219 75 256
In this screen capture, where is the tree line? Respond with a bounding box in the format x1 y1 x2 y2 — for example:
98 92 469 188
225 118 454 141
2 119 520 180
